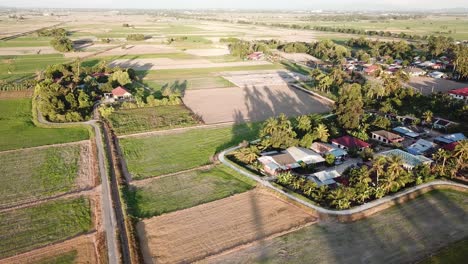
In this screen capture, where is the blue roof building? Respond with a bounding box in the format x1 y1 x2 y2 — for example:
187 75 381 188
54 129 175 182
378 149 433 169
434 133 466 145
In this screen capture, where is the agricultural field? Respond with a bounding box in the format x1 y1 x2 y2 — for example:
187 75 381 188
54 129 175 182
0 54 69 79
137 188 316 264
207 190 468 264
0 99 89 151
143 76 236 91
0 142 95 208
125 165 255 218
0 197 93 259
107 105 199 135
119 122 261 179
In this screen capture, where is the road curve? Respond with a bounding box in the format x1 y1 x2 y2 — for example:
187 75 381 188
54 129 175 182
219 145 468 216
35 109 120 264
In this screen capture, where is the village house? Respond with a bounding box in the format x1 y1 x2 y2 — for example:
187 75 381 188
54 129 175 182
432 118 459 131
258 152 300 176
363 64 379 75
393 126 420 139
378 149 433 170
404 67 426 77
310 142 348 162
434 133 466 146
307 170 341 187
448 87 468 103
428 71 446 79
104 86 133 101
371 130 404 144
331 135 370 151
285 147 325 166
406 139 436 156
247 52 264 61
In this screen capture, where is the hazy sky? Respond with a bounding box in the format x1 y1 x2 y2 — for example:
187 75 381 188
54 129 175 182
3 0 468 10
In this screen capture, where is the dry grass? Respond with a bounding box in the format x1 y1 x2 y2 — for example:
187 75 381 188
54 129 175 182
137 188 316 264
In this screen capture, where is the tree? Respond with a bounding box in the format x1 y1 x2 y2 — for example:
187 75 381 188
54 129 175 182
324 154 335 166
433 149 450 177
111 70 131 86
422 110 433 124
314 123 329 142
295 115 311 132
335 83 364 130
233 145 260 164
260 114 298 149
372 156 387 185
50 37 74 52
328 186 354 210
453 140 468 171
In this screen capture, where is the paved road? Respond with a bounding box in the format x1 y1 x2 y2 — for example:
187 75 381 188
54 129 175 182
219 145 468 216
36 109 120 263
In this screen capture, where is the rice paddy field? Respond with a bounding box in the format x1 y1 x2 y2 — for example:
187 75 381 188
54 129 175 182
0 99 89 151
108 105 199 135
0 54 70 81
0 142 93 208
0 197 93 259
119 122 261 179
125 166 255 218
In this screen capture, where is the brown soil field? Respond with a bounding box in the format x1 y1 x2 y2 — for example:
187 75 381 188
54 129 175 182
0 234 98 264
184 48 230 56
183 83 332 124
0 47 58 56
137 188 316 264
408 76 467 95
222 70 310 87
108 58 271 70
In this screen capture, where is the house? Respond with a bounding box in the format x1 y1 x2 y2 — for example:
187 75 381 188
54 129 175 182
428 71 446 79
364 64 379 75
433 118 459 131
307 170 341 187
104 86 133 101
378 149 433 170
448 87 468 102
310 142 348 163
408 125 428 136
418 61 435 68
396 115 418 125
331 135 370 151
285 147 325 165
258 152 301 176
442 142 459 152
434 133 466 145
406 139 436 155
404 67 426 77
371 130 404 144
247 52 264 61
393 126 420 139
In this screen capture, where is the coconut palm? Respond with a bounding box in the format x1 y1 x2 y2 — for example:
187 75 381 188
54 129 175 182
372 156 387 185
314 123 330 142
295 115 311 132
433 149 451 176
453 140 468 170
422 110 433 124
233 146 259 164
328 187 354 210
260 117 278 137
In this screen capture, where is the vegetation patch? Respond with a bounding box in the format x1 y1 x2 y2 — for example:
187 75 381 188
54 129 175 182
34 250 78 264
120 123 261 179
125 166 255 218
0 144 85 207
0 197 93 259
0 98 89 151
108 105 199 135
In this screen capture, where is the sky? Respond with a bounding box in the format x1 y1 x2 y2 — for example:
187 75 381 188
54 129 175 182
2 0 468 10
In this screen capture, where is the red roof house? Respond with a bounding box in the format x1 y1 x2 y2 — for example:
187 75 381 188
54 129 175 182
364 65 379 75
331 135 371 151
247 52 264 61
448 87 468 101
442 142 459 152
111 86 132 99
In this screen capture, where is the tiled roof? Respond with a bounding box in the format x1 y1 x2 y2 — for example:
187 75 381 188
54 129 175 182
331 135 370 149
372 130 403 141
112 86 131 96
449 87 468 97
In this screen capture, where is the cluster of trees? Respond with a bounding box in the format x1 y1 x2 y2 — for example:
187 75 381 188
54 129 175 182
50 36 74 52
346 37 414 61
224 38 272 58
126 34 146 41
34 61 136 122
37 28 67 37
312 26 430 41
0 79 38 91
308 68 350 95
277 141 467 210
308 40 351 65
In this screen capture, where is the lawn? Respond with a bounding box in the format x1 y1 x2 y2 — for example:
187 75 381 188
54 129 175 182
0 144 84 208
0 197 93 259
421 239 468 264
120 122 261 179
125 166 255 218
209 189 468 264
0 98 89 151
108 105 199 135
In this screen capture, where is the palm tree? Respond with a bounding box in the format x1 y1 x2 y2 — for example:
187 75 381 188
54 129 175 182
433 149 450 176
372 156 387 185
422 110 433 124
328 187 354 210
260 117 278 137
453 140 468 170
295 115 311 132
233 146 259 164
314 123 330 142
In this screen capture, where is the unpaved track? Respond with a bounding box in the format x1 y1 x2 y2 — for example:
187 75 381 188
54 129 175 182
137 188 316 264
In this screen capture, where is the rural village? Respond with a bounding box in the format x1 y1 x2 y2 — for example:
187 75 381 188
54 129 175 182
0 4 467 264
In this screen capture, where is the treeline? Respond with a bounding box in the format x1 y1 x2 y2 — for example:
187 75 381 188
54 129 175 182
37 28 67 37
301 14 426 22
126 34 147 41
279 40 351 64
312 26 430 41
221 38 279 58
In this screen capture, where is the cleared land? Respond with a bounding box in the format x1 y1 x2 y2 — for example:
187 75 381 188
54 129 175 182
126 166 255 218
0 142 95 208
143 76 236 91
183 83 332 124
0 197 93 259
108 58 272 71
0 99 89 151
206 190 468 264
0 234 97 264
408 77 468 95
119 123 261 179
137 188 316 264
108 105 199 135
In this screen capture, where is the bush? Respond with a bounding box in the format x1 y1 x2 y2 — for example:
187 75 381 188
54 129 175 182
126 34 146 41
50 37 74 52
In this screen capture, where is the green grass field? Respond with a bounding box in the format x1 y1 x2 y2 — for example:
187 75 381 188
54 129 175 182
0 36 52 48
0 99 89 151
212 189 468 264
0 54 70 81
34 251 77 264
0 197 93 259
421 239 468 264
108 105 199 135
0 144 84 207
125 166 255 218
143 76 235 91
120 122 261 179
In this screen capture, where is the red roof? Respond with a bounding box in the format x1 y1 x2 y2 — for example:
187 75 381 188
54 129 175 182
364 65 379 73
112 86 131 96
91 72 108 77
449 87 468 97
331 135 371 149
442 142 459 152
